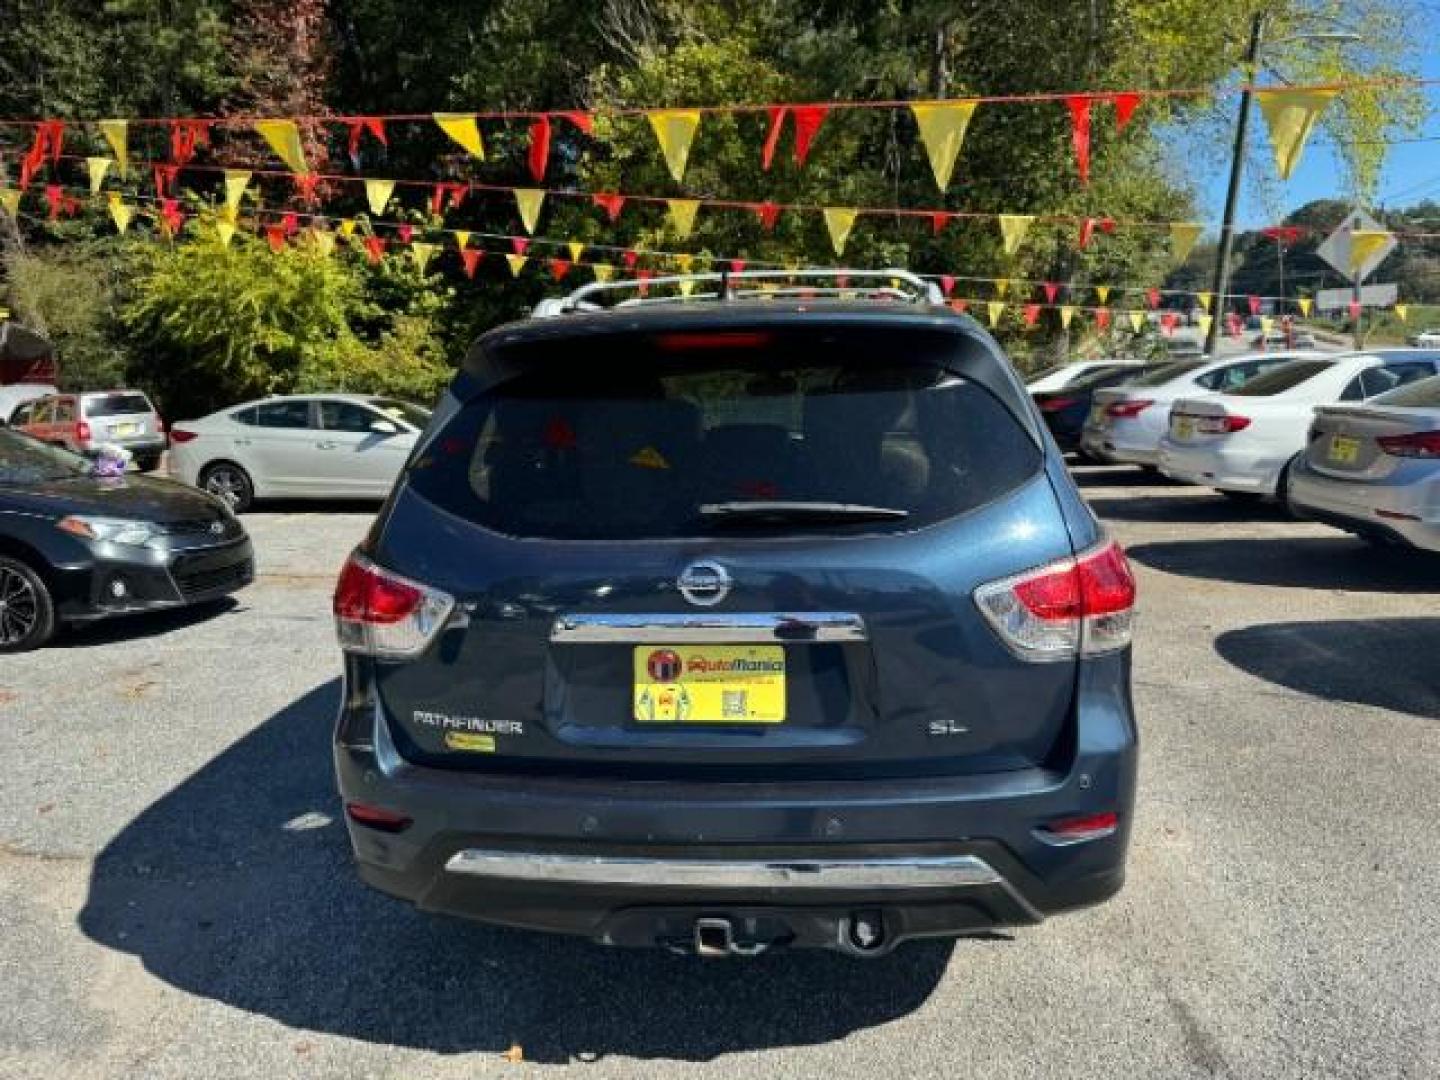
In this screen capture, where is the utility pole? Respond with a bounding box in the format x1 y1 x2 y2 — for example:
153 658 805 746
1204 13 1265 357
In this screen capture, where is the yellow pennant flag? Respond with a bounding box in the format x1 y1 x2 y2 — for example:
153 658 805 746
591 263 615 283
998 215 1034 256
505 254 527 277
222 170 251 216
986 301 1004 328
215 218 236 248
1348 229 1393 274
910 101 979 191
433 113 485 159
0 189 21 217
514 188 545 234
107 192 133 234
1128 310 1146 333
567 241 585 262
410 241 438 273
823 207 859 256
674 253 695 273
311 230 336 257
1260 316 1275 336
1297 297 1313 317
1196 314 1213 338
1197 291 1212 313
1059 305 1075 329
1394 303 1408 323
667 198 701 239
365 179 395 217
678 279 697 297
647 110 702 183
1169 222 1203 263
1255 89 1335 180
86 157 111 195
1095 285 1111 304
99 119 128 176
453 230 470 251
994 278 1010 298
338 218 358 239
254 119 309 173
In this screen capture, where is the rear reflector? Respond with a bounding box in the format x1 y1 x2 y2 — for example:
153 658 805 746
974 540 1137 660
1105 399 1154 419
334 551 454 659
1376 431 1440 458
169 428 199 444
345 802 413 833
1035 811 1119 845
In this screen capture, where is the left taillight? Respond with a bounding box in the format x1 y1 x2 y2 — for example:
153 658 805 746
974 539 1137 661
169 427 199 444
1105 399 1154 420
1376 431 1440 458
333 552 454 659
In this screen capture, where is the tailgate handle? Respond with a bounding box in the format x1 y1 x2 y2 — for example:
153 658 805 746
550 612 868 644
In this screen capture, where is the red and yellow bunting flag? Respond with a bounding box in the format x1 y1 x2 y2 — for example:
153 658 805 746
567 241 585 262
504 253 527 277
1169 222 1203 263
1255 89 1335 180
822 207 859 256
214 216 236 248
910 101 978 191
433 113 485 159
0 189 21 217
986 301 1004 327
99 119 128 177
1297 297 1312 317
410 241 438 273
591 263 615 283
254 119 309 174
86 157 111 195
365 179 395 216
1394 303 1407 323
1059 305 1075 329
998 214 1033 256
514 188 545 233
647 109 702 183
107 192 132 234
667 198 701 238
1128 310 1145 333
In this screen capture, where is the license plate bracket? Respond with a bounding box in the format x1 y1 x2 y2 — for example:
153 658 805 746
633 645 786 724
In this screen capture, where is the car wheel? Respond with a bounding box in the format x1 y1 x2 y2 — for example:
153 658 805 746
200 462 255 513
1275 456 1300 517
0 556 57 653
135 454 162 473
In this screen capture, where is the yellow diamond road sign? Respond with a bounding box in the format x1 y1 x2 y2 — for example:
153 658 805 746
1315 208 1396 284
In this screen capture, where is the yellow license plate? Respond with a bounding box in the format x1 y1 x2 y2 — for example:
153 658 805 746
633 645 786 724
1328 434 1360 464
1174 416 1196 440
115 423 139 436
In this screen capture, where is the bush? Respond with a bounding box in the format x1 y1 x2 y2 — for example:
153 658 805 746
5 243 129 390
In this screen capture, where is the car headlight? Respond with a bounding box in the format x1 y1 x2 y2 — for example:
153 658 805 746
57 515 158 547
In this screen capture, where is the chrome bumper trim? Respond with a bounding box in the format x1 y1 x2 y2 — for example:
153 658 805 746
549 611 868 644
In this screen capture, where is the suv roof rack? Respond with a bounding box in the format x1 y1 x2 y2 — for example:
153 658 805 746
532 268 944 318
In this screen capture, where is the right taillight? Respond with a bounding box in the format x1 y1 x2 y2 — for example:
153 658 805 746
974 540 1137 661
334 551 454 659
1376 431 1440 458
169 427 199 444
1105 399 1154 419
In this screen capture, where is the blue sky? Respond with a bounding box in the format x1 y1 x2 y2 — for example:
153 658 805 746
1199 39 1440 225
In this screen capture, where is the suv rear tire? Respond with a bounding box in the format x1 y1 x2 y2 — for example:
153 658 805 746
0 556 57 653
200 462 255 513
135 453 162 473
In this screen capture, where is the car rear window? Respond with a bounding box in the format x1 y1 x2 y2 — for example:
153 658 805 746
1129 361 1207 388
407 329 1042 540
1228 360 1333 396
83 392 153 417
1371 374 1440 407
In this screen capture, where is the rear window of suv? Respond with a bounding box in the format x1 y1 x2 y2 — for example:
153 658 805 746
406 328 1042 540
83 392 153 417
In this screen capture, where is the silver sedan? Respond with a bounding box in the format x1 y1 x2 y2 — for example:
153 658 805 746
1288 374 1440 552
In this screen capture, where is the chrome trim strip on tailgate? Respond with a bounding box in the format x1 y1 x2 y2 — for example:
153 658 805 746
445 850 1020 896
549 612 868 644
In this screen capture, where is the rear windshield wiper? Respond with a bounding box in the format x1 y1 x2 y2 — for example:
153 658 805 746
698 500 910 525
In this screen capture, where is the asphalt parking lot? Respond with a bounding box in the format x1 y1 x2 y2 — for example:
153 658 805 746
2 472 1438 1079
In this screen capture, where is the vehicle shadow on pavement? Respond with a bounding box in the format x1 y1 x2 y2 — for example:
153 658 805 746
1126 537 1440 592
53 598 240 649
1086 495 1290 524
1069 465 1176 489
77 682 954 1064
1215 619 1440 720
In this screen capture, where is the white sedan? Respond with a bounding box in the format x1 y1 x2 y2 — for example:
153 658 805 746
1082 352 1315 468
168 394 432 511
1025 358 1145 394
1158 352 1440 501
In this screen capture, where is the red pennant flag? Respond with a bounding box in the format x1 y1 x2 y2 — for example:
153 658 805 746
459 247 483 278
1065 96 1093 185
1095 308 1112 330
1099 217 1117 234
939 274 956 297
429 185 445 216
281 211 300 237
549 257 571 281
636 268 652 297
510 236 530 256
592 193 625 222
1262 225 1304 246
528 114 551 183
622 249 639 270
396 223 413 244
292 173 321 205
20 120 64 189
44 184 62 221
1161 312 1180 334
1226 312 1242 337
790 105 827 165
1348 300 1362 320
347 117 386 165
1078 217 1096 250
949 299 969 314
1111 92 1141 132
1146 287 1161 310
153 164 180 198
169 119 210 166
1247 295 1262 316
266 225 287 253
557 110 594 135
1023 303 1041 327
62 195 82 217
363 235 386 264
761 106 787 170
729 258 747 273
930 212 951 235
753 201 782 231
1043 282 1060 304
161 198 185 235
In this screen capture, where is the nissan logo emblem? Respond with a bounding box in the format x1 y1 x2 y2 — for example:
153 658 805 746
676 560 731 607
209 521 226 536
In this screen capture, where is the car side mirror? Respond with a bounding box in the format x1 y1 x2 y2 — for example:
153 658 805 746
370 418 400 435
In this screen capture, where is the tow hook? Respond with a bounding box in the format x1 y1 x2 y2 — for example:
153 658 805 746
844 910 887 954
693 917 770 958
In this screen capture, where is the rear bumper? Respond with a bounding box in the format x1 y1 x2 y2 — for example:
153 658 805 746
1158 439 1283 494
333 655 1138 951
1289 462 1440 552
1082 424 1161 467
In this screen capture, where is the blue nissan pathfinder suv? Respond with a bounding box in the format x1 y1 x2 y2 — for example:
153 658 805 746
332 270 1138 957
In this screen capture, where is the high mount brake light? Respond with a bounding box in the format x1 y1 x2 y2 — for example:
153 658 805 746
1105 399 1154 419
974 540 1137 661
1376 431 1440 458
333 552 454 659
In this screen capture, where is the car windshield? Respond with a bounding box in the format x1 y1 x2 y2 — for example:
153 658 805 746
369 398 432 429
0 428 91 483
1128 361 1208 388
84 392 153 417
1371 373 1440 407
1228 360 1334 396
